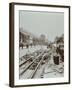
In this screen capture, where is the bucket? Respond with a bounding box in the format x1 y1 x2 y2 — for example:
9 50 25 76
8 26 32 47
53 56 59 65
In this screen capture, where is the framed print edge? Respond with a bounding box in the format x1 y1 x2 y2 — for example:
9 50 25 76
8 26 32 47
69 6 70 84
9 2 70 87
9 3 14 87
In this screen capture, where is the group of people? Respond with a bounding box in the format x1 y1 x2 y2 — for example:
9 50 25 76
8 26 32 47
53 46 64 65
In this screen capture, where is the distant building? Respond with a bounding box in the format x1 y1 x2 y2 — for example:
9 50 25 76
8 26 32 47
40 34 45 41
19 28 30 47
39 34 46 45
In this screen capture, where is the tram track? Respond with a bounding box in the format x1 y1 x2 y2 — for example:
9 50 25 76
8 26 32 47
19 48 51 79
19 51 44 76
19 49 42 67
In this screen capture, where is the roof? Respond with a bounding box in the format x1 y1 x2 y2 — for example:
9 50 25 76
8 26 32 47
19 28 30 36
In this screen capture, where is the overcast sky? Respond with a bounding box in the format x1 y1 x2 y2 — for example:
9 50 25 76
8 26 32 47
19 10 64 42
